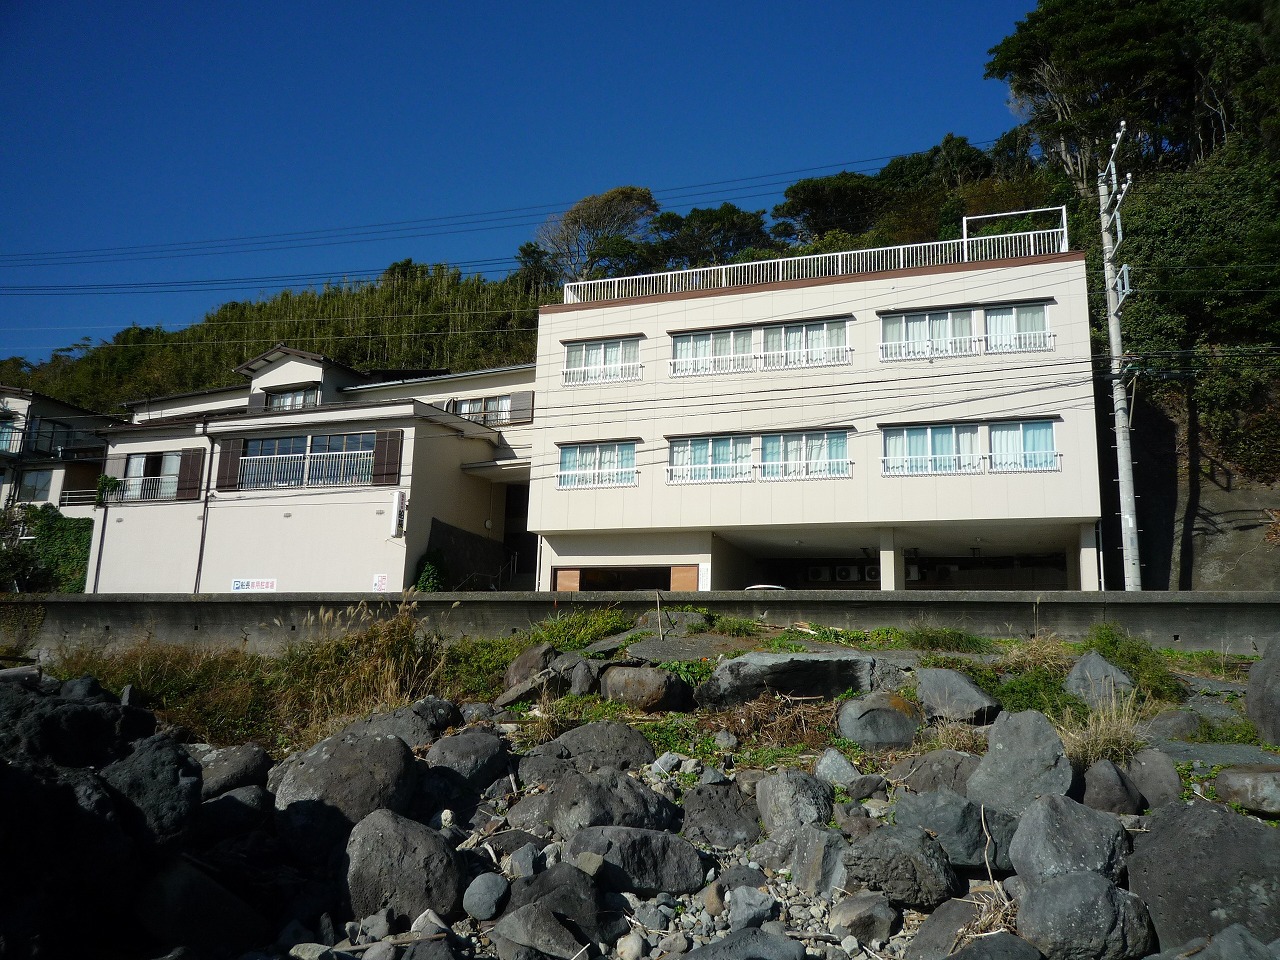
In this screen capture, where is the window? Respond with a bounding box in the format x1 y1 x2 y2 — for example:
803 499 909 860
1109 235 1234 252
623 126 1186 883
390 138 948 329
671 328 753 377
266 386 319 410
668 436 752 484
17 469 53 503
558 442 637 488
0 419 18 454
990 420 1058 472
760 431 850 480
880 310 975 361
123 452 182 500
239 436 307 488
985 304 1051 353
563 338 641 385
458 395 512 426
882 425 981 475
761 320 849 370
308 432 376 486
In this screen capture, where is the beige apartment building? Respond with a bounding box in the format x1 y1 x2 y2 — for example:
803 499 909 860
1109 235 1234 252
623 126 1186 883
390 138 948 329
528 213 1103 592
83 209 1104 594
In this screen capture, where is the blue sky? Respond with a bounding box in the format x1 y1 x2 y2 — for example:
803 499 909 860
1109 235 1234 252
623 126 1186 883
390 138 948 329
0 1 1035 363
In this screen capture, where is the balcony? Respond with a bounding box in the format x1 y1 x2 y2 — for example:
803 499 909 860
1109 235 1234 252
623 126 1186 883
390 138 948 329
563 208 1070 304
668 354 755 378
103 476 180 502
757 459 853 482
879 338 982 362
58 489 99 507
881 452 1061 476
238 450 373 490
561 362 643 386
556 467 639 489
666 464 752 485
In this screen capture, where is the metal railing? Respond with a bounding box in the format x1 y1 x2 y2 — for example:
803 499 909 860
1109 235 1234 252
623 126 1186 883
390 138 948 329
104 476 180 502
561 361 643 386
666 464 753 485
669 354 755 378
757 459 853 481
881 453 1061 476
0 430 22 456
556 467 639 489
984 331 1056 354
237 450 374 489
564 220 1068 304
239 454 306 489
759 346 852 371
58 489 98 507
879 337 982 361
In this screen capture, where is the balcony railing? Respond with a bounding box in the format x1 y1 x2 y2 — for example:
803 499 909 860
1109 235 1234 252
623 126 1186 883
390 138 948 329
104 476 180 502
0 430 22 456
58 489 99 507
669 354 755 378
666 464 753 485
757 460 853 481
561 362 643 386
985 331 1056 354
879 338 982 361
564 217 1069 304
881 453 1061 476
238 451 373 490
759 346 852 371
556 467 639 489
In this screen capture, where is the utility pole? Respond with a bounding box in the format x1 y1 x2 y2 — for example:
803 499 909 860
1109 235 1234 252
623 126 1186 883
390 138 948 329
1098 122 1142 591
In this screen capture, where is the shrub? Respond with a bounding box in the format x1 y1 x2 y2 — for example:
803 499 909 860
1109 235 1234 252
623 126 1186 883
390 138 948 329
1083 623 1184 702
658 659 715 687
526 607 634 651
995 668 1088 722
413 551 450 592
710 616 760 638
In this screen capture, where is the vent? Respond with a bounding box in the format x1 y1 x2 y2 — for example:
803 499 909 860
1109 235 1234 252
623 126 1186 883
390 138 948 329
834 565 860 582
865 565 881 582
807 566 831 582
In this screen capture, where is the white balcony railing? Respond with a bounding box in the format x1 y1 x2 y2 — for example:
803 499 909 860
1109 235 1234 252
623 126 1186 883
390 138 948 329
58 489 99 507
564 216 1068 304
665 464 753 485
238 454 306 489
0 430 22 455
106 476 180 502
556 467 639 489
759 346 853 371
881 453 1061 476
238 451 374 490
757 460 853 481
879 338 982 361
669 354 755 378
985 331 1056 354
561 362 643 386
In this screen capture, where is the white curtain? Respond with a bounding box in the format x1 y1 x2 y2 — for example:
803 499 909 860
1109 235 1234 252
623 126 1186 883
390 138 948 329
884 429 905 473
929 313 949 351
827 431 848 475
673 335 693 371
559 446 580 486
990 423 1022 470
1023 420 1055 469
957 425 980 470
763 326 783 365
905 427 928 473
1017 304 1046 333
952 311 972 340
986 307 1015 352
930 426 955 471
882 316 903 345
785 325 804 366
617 442 636 480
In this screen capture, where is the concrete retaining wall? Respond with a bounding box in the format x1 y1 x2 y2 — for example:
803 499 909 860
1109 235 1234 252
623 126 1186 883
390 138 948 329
2 590 1277 658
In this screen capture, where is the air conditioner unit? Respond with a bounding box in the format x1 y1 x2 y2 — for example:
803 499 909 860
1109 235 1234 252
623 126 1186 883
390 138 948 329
834 565 860 582
807 566 831 582
906 564 922 581
864 565 881 582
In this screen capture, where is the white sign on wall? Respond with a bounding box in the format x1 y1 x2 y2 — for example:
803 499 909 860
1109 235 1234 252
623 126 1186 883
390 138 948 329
231 579 277 592
372 574 388 593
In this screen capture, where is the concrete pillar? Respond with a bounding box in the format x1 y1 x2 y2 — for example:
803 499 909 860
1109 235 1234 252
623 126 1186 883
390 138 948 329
878 528 905 591
1077 522 1101 591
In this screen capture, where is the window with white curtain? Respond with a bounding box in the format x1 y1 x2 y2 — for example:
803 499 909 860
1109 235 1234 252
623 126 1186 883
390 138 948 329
670 328 753 377
563 338 642 385
882 425 981 475
989 420 1058 471
667 436 752 484
879 311 975 360
557 442 638 488
457 394 512 425
759 431 850 480
760 320 849 370
984 304 1051 353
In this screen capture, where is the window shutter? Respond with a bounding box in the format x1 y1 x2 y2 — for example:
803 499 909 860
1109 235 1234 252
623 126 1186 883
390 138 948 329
508 391 534 424
176 448 206 500
103 453 127 479
216 438 244 491
247 393 267 413
372 430 403 486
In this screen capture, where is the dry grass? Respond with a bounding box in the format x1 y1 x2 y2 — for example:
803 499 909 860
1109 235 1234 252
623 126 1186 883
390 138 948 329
1055 691 1147 770
954 890 1019 949
915 719 989 756
997 631 1074 674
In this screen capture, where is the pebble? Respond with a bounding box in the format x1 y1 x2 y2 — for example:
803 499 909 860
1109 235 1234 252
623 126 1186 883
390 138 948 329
617 930 648 960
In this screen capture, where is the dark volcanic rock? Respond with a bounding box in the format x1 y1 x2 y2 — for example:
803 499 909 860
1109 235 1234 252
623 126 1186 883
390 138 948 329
505 863 630 945
0 681 155 768
340 696 462 748
965 711 1075 816
836 691 923 750
565 825 704 896
534 766 677 838
1247 644 1280 745
841 824 964 911
345 809 465 924
916 668 1001 724
893 787 1017 872
695 652 874 709
100 733 203 849
682 782 761 848
426 729 509 788
599 665 694 712
1008 794 1129 885
887 749 980 795
197 742 272 800
755 770 834 840
1017 871 1153 960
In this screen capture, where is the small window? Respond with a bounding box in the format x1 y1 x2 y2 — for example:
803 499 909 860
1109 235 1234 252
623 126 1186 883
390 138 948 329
311 432 375 454
990 420 1058 472
267 387 320 410
882 425 982 475
671 328 753 377
558 442 638 488
760 431 850 480
122 452 182 500
985 304 1052 353
761 320 849 370
457 395 512 425
880 311 976 361
17 469 53 503
668 436 752 484
563 338 641 385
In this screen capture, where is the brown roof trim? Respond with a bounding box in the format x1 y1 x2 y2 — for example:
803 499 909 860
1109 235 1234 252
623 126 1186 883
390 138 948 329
232 343 368 380
540 252 1087 314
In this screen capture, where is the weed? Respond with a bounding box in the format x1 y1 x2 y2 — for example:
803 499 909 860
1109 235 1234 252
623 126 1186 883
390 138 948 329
997 633 1075 675
1188 715 1263 746
635 714 718 762
1176 762 1225 802
762 636 808 654
658 659 715 687
995 668 1088 722
526 607 635 652
1083 623 1185 703
1160 648 1257 684
510 694 631 748
907 626 994 654
1056 692 1146 770
916 720 989 756
711 616 761 638
736 743 813 770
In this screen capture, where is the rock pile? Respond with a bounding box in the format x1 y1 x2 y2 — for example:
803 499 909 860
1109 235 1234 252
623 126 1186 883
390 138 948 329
4 640 1280 960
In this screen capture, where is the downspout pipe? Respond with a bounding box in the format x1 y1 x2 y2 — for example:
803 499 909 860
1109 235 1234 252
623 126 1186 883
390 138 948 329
192 421 215 594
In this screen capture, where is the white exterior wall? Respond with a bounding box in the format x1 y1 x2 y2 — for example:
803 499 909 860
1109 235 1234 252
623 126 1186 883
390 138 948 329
529 255 1102 589
129 389 248 422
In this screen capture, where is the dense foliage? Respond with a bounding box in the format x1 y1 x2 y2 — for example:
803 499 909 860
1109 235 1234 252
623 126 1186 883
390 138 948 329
0 505 93 593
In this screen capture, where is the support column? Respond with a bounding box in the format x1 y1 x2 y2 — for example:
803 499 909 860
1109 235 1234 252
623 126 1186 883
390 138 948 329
1077 522 1101 591
878 528 905 591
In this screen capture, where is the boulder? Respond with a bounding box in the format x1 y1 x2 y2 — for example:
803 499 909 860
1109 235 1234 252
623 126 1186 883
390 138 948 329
569 659 606 696
727 886 778 929
492 901 585 960
1138 708 1200 741
426 729 509 789
887 749 980 795
463 872 509 921
543 767 678 838
755 770 834 840
1145 923 1274 960
0 682 155 768
135 857 273 959
695 652 874 709
545 721 656 772
100 733 203 849
504 863 630 945
341 697 462 748
506 643 558 690
345 809 465 924
916 668 1001 724
903 896 980 960
682 782 761 848
197 742 272 800
680 928 805 960
892 787 1017 871
565 826 704 896
1247 644 1280 745
1129 799 1280 945
949 931 1045 960
1016 871 1153 960
788 824 849 897
1008 795 1129 885
965 711 1076 816
828 890 899 944
274 733 418 866
1214 764 1280 816
1122 748 1182 810
813 747 859 789
600 666 694 712
841 824 965 910
1081 759 1144 815
192 784 273 844
1064 652 1134 710
836 691 923 750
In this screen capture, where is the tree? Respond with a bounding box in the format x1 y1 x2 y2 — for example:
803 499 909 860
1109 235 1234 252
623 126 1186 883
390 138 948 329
648 203 777 269
536 186 660 281
771 171 879 243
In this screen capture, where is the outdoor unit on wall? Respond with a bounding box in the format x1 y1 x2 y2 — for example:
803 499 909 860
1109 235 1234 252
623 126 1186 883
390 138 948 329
834 565 860 582
807 566 831 582
906 564 922 581
864 565 881 582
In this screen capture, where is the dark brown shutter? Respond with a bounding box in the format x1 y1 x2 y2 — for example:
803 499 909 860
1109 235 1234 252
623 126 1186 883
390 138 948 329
508 391 534 424
176 448 205 500
216 439 244 491
247 393 267 413
103 453 127 479
372 430 403 486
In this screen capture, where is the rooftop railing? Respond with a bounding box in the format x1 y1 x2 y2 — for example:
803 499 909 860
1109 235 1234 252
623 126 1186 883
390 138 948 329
563 208 1069 305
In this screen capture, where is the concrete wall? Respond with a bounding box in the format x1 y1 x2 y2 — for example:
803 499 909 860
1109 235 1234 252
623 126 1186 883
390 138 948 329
6 591 1276 658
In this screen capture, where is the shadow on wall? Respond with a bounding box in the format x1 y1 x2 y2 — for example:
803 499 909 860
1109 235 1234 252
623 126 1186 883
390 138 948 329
425 518 509 591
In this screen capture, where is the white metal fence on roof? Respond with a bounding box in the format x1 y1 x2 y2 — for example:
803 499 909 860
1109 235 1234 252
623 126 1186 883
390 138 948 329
563 210 1069 305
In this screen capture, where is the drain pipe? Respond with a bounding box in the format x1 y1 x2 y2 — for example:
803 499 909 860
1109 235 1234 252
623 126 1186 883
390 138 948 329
192 421 215 594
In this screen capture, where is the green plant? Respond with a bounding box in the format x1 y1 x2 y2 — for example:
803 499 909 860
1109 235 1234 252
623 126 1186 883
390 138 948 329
527 607 635 651
95 474 122 505
635 714 719 762
413 550 450 592
710 616 760 638
1176 762 1225 802
1188 715 1264 746
994 668 1088 722
762 636 808 654
658 659 715 687
1083 623 1184 703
